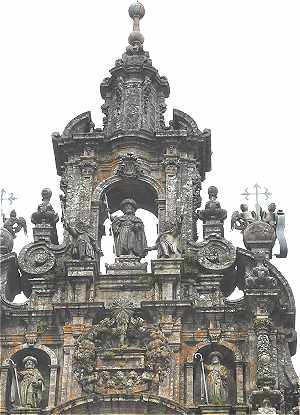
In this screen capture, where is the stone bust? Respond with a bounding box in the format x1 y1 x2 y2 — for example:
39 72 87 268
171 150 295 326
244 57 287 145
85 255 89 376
31 188 59 226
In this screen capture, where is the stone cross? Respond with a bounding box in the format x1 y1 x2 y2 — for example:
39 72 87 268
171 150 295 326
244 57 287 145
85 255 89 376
241 183 271 219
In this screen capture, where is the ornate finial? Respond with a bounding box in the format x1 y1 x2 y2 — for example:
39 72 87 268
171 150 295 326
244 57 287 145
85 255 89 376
128 2 145 48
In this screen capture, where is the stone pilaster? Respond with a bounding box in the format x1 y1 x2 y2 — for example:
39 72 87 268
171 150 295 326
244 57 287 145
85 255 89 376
235 361 245 405
152 259 183 301
185 361 194 407
163 149 179 228
0 363 9 415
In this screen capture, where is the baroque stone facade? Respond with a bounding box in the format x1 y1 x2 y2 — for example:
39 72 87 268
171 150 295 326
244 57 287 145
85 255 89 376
0 2 298 415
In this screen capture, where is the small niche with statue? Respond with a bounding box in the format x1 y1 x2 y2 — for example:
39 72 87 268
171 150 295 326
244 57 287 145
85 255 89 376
193 346 237 407
6 349 50 411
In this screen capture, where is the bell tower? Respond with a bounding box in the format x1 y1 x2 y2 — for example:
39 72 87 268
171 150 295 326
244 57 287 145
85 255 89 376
52 1 211 264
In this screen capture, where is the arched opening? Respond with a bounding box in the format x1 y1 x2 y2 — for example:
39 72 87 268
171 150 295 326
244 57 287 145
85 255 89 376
193 345 236 406
6 348 51 410
96 178 160 273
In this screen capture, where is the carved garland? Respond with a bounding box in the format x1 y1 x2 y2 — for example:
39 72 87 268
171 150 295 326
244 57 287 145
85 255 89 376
73 299 172 394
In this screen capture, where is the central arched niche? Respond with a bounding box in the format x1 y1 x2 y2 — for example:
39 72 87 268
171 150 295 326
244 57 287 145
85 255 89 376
98 178 158 272
101 178 158 218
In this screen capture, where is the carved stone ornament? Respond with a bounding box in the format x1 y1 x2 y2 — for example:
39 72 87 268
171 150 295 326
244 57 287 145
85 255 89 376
245 263 277 289
187 237 236 271
253 318 276 389
73 298 172 394
115 153 142 179
18 243 55 275
243 222 276 249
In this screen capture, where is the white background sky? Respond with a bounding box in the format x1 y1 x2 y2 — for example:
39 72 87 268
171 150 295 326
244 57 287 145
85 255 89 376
1 1 300 373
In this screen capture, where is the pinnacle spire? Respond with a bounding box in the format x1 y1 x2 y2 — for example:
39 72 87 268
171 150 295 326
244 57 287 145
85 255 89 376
128 2 145 51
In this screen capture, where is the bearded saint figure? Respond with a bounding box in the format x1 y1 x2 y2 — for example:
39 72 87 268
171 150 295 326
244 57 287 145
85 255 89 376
12 356 45 408
112 199 147 258
206 352 235 405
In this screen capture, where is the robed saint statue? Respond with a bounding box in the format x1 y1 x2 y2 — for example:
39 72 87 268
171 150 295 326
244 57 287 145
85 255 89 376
11 356 45 408
112 199 148 258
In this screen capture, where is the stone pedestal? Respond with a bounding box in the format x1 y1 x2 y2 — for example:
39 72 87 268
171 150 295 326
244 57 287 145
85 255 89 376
65 260 98 277
106 255 147 275
198 405 232 414
245 289 279 315
152 259 183 300
65 260 98 302
192 274 224 308
32 223 58 245
243 222 276 259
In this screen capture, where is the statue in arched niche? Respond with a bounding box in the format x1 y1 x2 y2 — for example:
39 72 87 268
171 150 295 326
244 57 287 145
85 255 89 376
112 199 148 258
206 351 236 405
11 356 45 408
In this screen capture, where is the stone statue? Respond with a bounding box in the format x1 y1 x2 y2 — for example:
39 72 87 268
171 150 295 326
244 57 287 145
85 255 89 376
205 186 221 210
14 356 45 408
231 203 256 231
112 199 147 258
262 203 277 228
156 216 182 259
0 210 27 254
2 210 27 239
31 188 59 226
197 186 227 239
63 219 99 260
206 352 235 405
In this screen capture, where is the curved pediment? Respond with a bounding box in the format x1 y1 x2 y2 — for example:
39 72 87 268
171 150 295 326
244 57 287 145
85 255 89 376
62 111 93 137
172 109 200 134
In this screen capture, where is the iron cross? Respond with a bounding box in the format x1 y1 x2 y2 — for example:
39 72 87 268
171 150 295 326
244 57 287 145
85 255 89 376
0 188 17 222
241 183 272 219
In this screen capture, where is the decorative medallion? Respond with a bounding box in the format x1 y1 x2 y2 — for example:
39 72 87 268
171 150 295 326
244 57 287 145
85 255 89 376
18 243 56 275
187 237 236 271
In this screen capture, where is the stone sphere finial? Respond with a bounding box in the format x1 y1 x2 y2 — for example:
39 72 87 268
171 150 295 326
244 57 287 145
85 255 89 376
128 2 145 20
128 1 145 47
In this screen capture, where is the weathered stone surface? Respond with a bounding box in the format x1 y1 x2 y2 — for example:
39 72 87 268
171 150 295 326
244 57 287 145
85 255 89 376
0 2 298 415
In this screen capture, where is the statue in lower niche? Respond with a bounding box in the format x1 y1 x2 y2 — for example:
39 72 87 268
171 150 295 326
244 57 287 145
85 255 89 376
63 219 99 260
206 352 235 405
112 199 147 258
13 356 45 408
